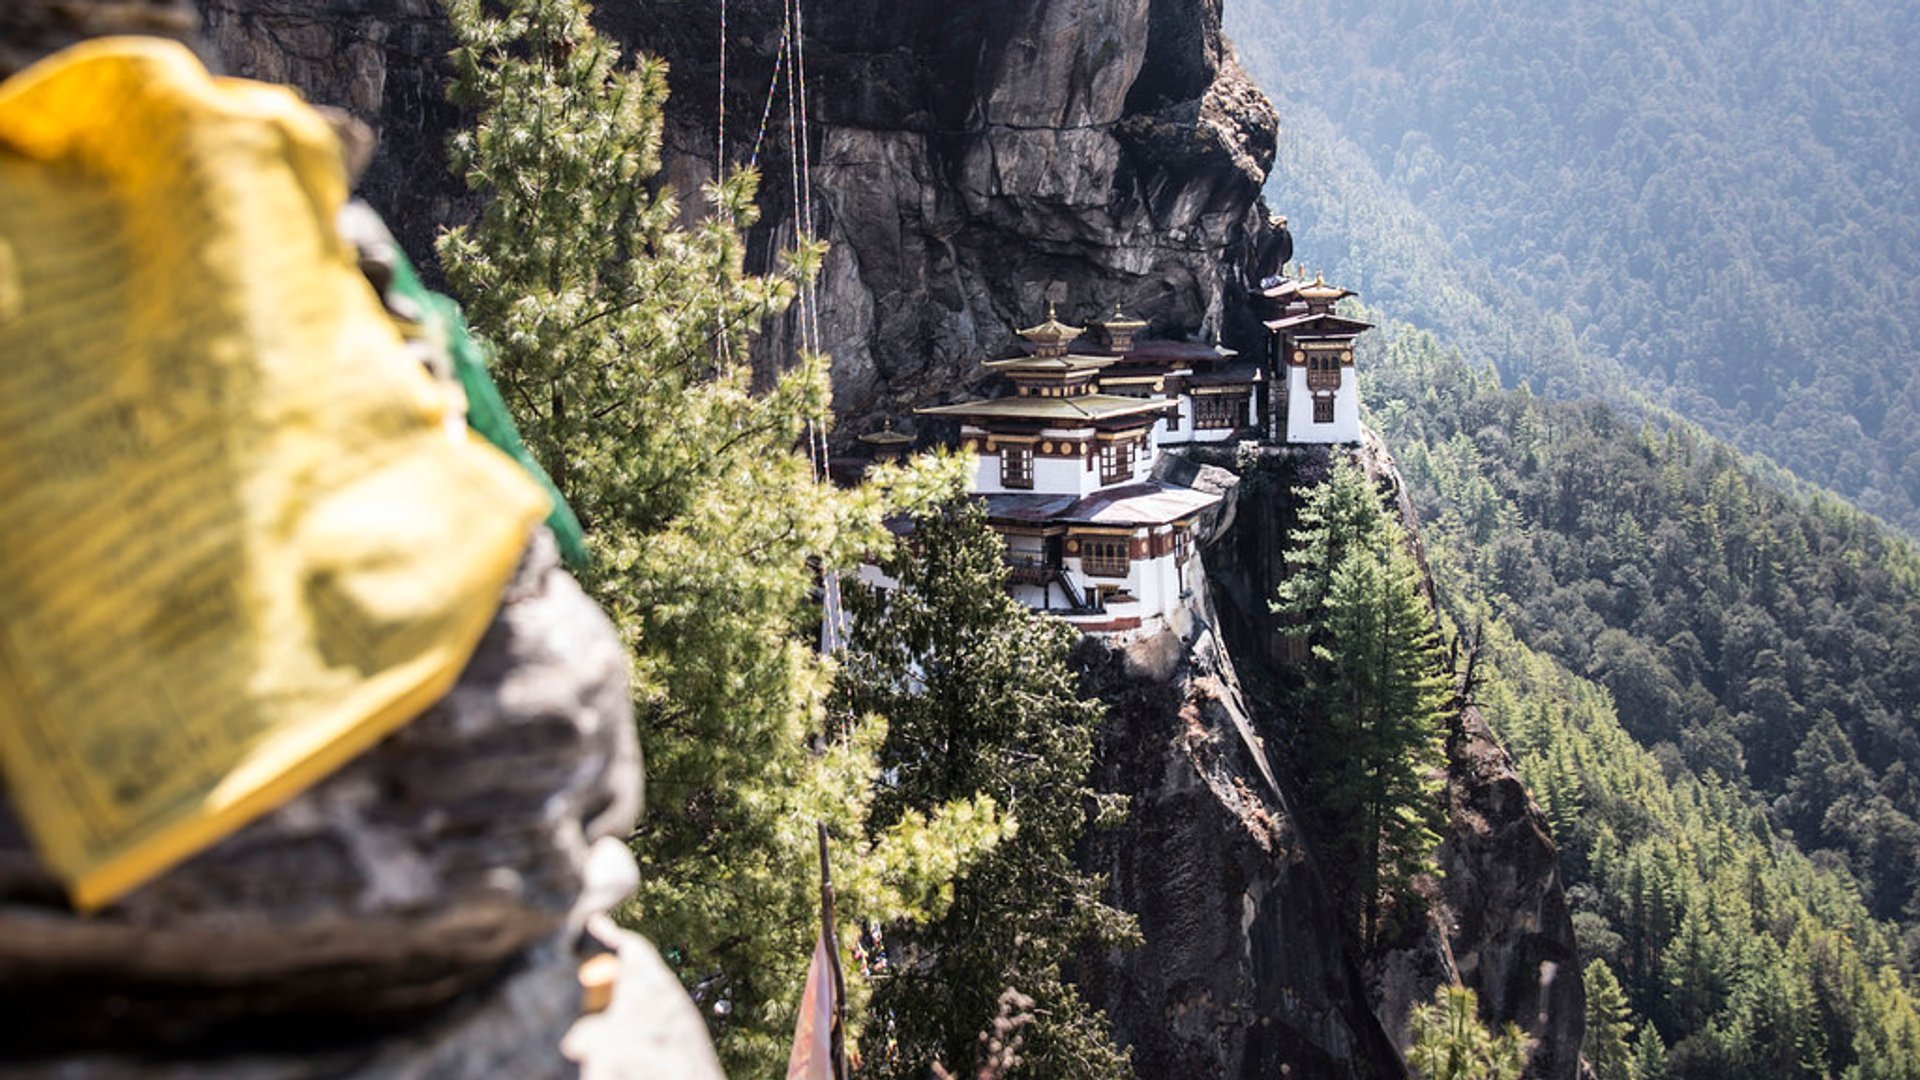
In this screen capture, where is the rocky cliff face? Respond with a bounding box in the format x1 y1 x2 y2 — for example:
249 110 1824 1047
1076 497 1408 1077
194 0 470 281
1085 442 1583 1079
603 0 1278 432
194 0 1279 441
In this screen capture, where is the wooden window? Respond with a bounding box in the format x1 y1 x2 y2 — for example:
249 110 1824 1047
1306 350 1342 392
1167 403 1180 431
1313 395 1335 424
1098 440 1135 484
1195 394 1246 430
1001 444 1033 488
1080 537 1130 578
1174 526 1190 563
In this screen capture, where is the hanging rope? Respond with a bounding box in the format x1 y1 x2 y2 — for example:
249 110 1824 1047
784 0 848 651
793 0 823 364
715 0 844 650
747 21 790 171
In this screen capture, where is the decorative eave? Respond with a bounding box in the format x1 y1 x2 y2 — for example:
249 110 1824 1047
982 481 1224 529
917 394 1174 426
983 353 1115 375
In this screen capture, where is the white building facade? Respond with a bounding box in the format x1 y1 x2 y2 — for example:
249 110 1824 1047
916 308 1224 636
895 273 1372 635
1260 271 1371 446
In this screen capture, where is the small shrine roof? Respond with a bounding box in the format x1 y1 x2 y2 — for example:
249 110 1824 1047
917 394 1174 424
1089 303 1148 334
983 481 1223 529
1298 271 1354 302
1016 304 1085 348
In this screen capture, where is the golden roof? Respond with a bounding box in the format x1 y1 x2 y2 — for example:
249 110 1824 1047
983 354 1115 375
1016 302 1085 350
1297 269 1353 302
1092 302 1147 333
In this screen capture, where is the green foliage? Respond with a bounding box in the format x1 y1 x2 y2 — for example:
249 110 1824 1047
1407 984 1529 1080
1584 959 1637 1080
1229 0 1920 531
435 0 997 1071
1276 458 1449 947
837 497 1135 1079
1363 325 1920 1078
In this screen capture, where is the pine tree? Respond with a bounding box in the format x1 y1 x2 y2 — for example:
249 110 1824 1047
436 1 998 1071
1583 959 1637 1080
1278 457 1450 946
1407 984 1529 1080
1274 456 1396 623
836 497 1137 1079
1631 1024 1669 1080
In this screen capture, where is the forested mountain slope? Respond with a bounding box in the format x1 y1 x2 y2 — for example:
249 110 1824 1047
1227 0 1920 531
1366 324 1920 1077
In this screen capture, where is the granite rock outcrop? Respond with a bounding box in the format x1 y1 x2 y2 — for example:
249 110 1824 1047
605 0 1279 434
191 0 1279 442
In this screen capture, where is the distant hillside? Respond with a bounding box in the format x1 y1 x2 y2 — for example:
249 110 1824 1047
1227 0 1920 532
1365 323 1920 1077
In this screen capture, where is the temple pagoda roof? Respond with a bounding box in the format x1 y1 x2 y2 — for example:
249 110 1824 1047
1089 303 1148 335
1015 304 1085 352
983 481 1222 528
1297 271 1354 302
1261 270 1354 304
1263 311 1374 337
983 354 1115 375
917 394 1174 424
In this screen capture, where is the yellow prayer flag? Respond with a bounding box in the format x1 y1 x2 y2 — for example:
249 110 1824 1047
0 38 549 910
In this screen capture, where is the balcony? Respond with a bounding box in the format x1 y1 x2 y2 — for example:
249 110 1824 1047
1003 553 1056 586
